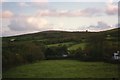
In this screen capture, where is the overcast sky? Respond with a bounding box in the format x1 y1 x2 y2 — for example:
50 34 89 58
0 0 119 36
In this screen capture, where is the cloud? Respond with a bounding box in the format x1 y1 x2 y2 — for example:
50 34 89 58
80 8 102 16
19 2 49 9
13 1 118 17
8 18 29 31
105 0 118 15
105 3 118 15
19 2 29 7
17 1 48 9
27 17 48 29
115 23 120 28
0 0 4 4
96 21 110 28
31 0 48 2
88 21 112 31
8 16 52 31
1 11 14 18
37 8 102 17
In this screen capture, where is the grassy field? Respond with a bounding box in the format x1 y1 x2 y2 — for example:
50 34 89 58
68 43 87 50
47 42 87 51
47 42 75 47
3 60 119 78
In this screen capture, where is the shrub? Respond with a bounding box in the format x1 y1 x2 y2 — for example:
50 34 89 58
2 41 45 71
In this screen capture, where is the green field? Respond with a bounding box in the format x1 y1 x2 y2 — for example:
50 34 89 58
3 60 119 78
47 42 75 47
68 43 87 50
47 42 87 51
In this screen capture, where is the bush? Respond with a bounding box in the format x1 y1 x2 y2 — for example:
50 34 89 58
45 45 68 59
2 41 45 71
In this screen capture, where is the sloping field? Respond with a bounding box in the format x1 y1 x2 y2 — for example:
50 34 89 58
68 43 87 50
47 42 87 51
47 42 75 47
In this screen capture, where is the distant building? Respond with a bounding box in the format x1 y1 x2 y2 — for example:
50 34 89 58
62 54 68 57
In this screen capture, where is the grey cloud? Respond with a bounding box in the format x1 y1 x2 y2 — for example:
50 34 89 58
8 18 28 31
88 21 111 30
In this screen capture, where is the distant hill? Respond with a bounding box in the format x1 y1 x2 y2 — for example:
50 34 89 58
2 28 120 43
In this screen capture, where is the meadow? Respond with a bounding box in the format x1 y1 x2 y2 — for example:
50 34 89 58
68 43 87 50
47 42 75 47
3 60 119 78
47 42 87 51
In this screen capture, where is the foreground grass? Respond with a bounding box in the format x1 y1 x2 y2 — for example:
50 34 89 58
3 60 119 78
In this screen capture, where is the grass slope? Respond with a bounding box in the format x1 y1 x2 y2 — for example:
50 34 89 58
68 43 87 50
47 42 87 51
3 28 119 43
3 60 119 78
47 42 75 47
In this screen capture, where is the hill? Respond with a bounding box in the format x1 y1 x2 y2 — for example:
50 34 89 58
2 28 120 43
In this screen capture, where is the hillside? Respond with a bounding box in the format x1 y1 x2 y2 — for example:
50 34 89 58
2 28 120 73
2 28 120 43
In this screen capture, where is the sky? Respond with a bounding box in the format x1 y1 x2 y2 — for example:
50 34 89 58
0 0 119 36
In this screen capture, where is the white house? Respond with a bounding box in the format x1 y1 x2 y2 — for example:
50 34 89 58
10 39 15 42
113 51 120 60
62 54 68 57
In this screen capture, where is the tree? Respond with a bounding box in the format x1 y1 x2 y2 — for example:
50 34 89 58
2 41 45 71
44 45 68 59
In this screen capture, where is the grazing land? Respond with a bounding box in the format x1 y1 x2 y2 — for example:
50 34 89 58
47 42 75 47
68 43 87 50
3 60 119 78
47 42 87 51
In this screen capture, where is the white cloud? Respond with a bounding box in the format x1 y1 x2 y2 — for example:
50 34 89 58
36 5 118 17
32 0 48 2
105 0 118 15
19 2 29 7
27 17 48 29
37 8 102 17
8 16 52 31
105 3 118 15
0 0 4 4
